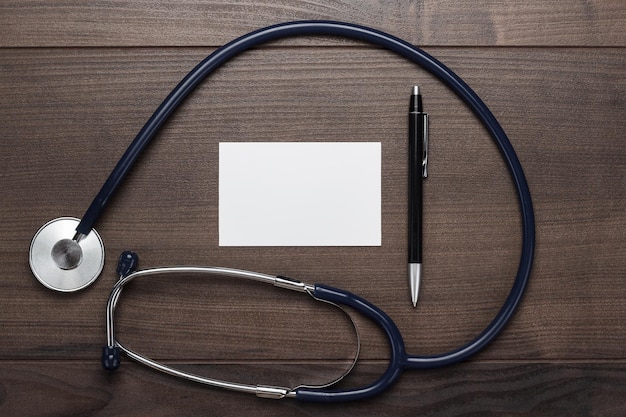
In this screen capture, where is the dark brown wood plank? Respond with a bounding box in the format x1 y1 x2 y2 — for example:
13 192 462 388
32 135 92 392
1 47 624 363
0 0 624 47
0 361 624 416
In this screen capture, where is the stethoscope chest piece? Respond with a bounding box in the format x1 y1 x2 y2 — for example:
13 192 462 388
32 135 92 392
29 217 104 292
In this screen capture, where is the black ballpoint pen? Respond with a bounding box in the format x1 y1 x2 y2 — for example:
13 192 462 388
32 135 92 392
408 86 428 307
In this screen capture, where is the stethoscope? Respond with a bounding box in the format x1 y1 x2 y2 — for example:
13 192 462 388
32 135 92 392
29 21 535 402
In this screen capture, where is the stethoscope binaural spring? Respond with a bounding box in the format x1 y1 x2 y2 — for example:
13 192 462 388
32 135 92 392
29 20 535 402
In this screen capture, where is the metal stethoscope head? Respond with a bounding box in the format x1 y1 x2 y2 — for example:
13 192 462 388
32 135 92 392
29 217 105 292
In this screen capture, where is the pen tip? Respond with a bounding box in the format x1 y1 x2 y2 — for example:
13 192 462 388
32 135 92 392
409 263 421 308
412 85 419 95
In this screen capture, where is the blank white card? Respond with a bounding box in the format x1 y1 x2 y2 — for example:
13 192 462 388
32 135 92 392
219 142 381 246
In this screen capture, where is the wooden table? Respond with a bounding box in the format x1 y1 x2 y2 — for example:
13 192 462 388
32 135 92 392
1 2 624 415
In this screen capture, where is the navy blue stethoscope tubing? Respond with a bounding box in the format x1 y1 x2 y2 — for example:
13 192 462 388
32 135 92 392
78 21 535 402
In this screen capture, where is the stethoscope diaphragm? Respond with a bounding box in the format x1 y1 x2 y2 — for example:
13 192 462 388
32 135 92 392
29 217 105 292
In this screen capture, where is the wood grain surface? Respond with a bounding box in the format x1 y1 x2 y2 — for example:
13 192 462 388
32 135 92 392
1 1 624 416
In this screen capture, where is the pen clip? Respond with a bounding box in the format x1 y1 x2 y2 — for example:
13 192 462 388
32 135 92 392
422 113 429 178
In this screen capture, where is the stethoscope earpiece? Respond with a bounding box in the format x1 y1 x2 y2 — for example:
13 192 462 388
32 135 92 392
29 217 104 292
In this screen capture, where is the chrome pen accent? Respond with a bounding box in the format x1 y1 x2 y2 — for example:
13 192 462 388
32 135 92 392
422 113 429 178
409 263 422 307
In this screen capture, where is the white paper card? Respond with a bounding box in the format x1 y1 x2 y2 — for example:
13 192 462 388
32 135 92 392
219 142 381 246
